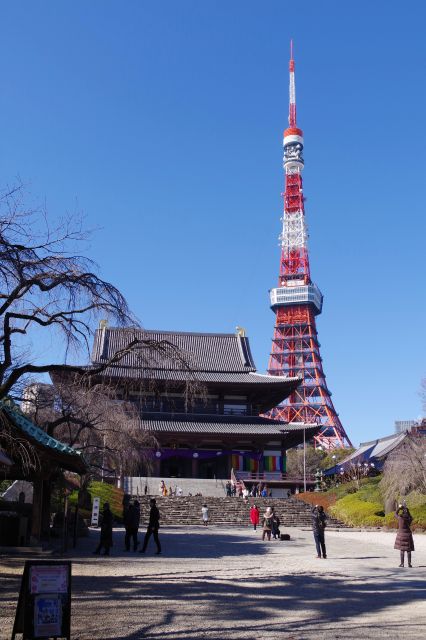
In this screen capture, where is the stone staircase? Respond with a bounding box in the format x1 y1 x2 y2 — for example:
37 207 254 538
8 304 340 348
131 495 348 529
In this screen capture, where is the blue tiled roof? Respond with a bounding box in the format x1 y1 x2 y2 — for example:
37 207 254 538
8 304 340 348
1 402 84 461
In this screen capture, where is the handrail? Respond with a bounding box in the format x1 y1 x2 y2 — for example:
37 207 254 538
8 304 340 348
234 471 316 482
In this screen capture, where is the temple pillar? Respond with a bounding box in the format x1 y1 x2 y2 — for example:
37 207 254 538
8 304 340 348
41 477 52 539
31 478 44 542
191 456 199 478
226 452 233 477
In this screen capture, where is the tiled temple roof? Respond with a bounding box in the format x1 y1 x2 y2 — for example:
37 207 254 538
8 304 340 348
92 328 258 372
137 412 319 437
89 328 301 396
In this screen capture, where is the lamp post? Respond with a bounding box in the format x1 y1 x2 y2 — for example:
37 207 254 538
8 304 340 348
303 425 306 493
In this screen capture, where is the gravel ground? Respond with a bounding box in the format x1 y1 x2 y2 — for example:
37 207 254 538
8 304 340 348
1 526 425 640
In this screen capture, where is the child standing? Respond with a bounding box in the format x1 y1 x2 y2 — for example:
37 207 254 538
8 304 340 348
201 504 209 526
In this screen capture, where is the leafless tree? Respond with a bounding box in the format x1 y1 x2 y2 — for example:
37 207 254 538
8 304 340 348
0 403 39 475
335 461 376 491
286 446 326 478
0 182 138 399
0 183 202 475
380 435 426 503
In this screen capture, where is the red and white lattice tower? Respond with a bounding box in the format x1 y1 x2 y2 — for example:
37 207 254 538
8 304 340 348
267 43 352 449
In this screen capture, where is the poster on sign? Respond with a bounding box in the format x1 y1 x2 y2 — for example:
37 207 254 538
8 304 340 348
91 496 100 526
34 595 62 636
30 564 68 594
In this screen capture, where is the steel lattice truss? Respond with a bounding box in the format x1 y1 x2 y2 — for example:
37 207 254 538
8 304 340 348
266 44 352 450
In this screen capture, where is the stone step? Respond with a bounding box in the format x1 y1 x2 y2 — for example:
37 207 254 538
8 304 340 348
129 496 348 529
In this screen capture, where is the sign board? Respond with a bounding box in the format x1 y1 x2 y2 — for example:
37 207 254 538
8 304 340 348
12 560 71 640
91 496 100 526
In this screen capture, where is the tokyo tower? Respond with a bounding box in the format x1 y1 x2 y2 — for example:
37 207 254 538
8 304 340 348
267 43 352 449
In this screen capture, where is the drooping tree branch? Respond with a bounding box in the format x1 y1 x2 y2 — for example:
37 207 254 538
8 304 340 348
0 183 205 477
0 182 137 399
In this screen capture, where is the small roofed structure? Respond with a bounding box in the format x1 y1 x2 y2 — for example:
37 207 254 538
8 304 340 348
0 402 86 542
56 326 320 491
324 430 424 476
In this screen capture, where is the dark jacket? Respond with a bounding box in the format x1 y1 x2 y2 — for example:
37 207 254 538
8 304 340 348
148 505 160 530
311 507 327 534
100 508 113 546
394 509 415 551
271 515 280 534
124 504 140 530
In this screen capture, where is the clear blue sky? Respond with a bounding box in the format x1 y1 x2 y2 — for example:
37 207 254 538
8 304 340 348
1 1 425 445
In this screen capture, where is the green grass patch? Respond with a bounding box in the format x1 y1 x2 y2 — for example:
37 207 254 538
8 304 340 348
69 481 124 521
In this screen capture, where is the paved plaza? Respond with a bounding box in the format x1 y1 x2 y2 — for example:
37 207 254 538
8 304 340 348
1 526 425 640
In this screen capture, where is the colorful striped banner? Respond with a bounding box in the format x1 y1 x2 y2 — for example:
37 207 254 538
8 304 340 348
263 455 282 472
231 454 243 470
231 454 260 471
243 457 259 472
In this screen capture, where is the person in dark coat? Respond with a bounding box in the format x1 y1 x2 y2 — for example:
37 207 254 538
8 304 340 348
93 502 113 556
124 500 140 551
271 507 280 540
394 504 414 567
312 505 327 558
140 497 161 554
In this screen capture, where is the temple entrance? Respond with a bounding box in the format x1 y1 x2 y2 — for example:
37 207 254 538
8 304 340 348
160 456 192 478
198 455 228 479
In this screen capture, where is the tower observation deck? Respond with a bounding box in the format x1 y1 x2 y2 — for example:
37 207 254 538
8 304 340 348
267 44 352 449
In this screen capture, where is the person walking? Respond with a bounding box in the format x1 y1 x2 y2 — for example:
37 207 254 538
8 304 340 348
250 504 260 531
93 502 113 556
312 505 327 558
201 504 209 526
394 504 414 567
124 500 140 551
262 506 273 541
140 498 161 555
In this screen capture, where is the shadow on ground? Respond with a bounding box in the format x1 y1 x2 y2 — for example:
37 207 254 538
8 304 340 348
1 528 425 640
70 527 302 560
69 569 426 640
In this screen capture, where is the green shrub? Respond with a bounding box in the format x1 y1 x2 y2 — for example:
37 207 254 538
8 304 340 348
406 491 426 509
0 479 13 495
410 503 426 529
330 491 384 527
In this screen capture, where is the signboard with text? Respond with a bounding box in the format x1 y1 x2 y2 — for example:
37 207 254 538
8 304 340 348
12 560 71 640
91 496 101 526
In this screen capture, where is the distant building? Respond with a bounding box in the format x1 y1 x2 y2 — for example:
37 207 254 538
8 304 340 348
325 427 425 476
394 420 417 434
21 383 55 416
